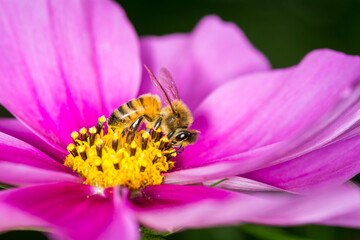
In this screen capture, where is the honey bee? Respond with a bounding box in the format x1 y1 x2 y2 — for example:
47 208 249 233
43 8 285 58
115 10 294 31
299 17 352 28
108 65 198 151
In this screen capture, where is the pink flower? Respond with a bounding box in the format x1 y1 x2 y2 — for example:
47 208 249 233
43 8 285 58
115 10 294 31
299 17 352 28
1 0 360 239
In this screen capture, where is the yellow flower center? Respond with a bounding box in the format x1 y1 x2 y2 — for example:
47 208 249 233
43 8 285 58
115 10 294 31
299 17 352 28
64 116 176 190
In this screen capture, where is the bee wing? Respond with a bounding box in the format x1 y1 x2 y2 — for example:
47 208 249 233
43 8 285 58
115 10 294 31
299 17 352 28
158 67 180 101
144 65 179 114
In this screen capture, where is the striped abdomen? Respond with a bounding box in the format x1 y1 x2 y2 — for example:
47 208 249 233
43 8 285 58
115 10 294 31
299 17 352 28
108 94 162 128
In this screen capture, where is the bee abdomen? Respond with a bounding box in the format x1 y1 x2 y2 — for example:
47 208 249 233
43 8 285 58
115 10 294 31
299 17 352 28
108 103 137 128
108 108 125 127
108 94 162 128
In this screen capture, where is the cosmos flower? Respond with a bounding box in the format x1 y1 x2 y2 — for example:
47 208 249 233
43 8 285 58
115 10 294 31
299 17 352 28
1 0 360 239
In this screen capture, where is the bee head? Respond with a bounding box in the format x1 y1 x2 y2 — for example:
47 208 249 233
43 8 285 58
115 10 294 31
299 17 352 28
171 129 199 147
161 100 194 133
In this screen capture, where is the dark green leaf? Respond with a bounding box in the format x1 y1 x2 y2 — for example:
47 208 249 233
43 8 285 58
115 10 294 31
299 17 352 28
239 225 311 240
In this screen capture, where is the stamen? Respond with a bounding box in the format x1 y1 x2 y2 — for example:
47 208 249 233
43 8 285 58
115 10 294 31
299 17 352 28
67 144 78 157
64 119 176 190
153 153 162 163
96 115 106 136
95 159 103 172
165 152 177 160
155 128 163 142
142 131 150 150
111 154 119 169
159 137 169 151
80 127 88 142
145 125 151 133
89 127 96 146
121 128 127 137
79 145 87 160
126 131 135 143
151 127 156 139
130 141 137 156
96 139 103 158
71 131 80 146
112 133 119 151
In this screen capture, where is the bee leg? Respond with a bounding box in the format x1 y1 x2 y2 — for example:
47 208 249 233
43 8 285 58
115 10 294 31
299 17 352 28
126 116 144 143
167 131 175 139
176 145 185 154
129 115 144 132
165 131 175 148
154 118 162 130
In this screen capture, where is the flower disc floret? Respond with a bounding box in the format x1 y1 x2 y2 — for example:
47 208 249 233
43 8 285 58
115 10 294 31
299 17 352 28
65 116 176 190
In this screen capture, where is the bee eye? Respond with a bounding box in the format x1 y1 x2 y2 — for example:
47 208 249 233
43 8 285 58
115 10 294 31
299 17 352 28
175 131 190 141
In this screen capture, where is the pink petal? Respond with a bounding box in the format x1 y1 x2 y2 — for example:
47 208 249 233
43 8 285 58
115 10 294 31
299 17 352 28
131 184 279 232
258 83 360 168
321 203 360 228
139 15 270 110
0 202 50 233
0 132 77 186
202 176 285 192
0 183 138 240
165 143 281 185
250 183 360 226
0 0 140 149
243 128 360 194
176 49 360 169
176 84 360 190
131 184 360 231
165 104 360 187
0 118 66 162
97 187 139 240
0 162 79 187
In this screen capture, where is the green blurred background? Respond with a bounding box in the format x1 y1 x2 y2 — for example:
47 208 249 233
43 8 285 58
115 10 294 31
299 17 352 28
1 0 360 239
